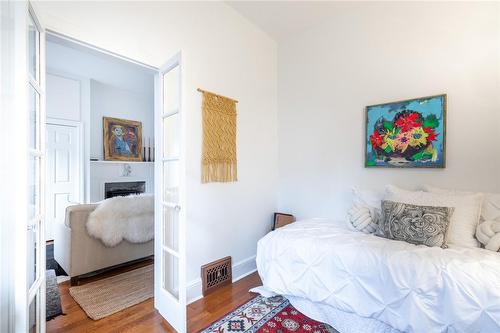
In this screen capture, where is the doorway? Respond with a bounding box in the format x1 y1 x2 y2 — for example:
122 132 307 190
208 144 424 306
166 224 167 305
43 30 186 333
1 3 186 328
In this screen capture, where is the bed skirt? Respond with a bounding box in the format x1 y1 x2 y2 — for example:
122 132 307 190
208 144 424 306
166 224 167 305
251 286 399 333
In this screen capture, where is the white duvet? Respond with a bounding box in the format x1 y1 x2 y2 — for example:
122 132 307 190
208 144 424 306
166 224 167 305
256 219 500 333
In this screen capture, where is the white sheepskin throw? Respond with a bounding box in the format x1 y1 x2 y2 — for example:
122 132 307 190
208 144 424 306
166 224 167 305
476 220 500 252
86 194 154 247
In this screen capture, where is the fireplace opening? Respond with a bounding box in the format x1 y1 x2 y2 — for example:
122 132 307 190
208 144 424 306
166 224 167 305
104 181 146 199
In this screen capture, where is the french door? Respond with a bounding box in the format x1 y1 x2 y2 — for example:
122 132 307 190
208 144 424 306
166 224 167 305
154 54 186 332
27 3 46 333
0 1 45 331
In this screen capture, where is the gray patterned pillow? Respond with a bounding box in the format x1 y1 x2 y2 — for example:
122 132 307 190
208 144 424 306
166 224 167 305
377 200 454 248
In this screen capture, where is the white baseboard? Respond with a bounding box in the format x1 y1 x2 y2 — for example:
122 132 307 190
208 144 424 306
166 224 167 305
186 278 203 304
186 255 257 304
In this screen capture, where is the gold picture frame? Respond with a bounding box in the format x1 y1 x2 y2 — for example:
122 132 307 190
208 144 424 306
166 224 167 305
103 117 143 161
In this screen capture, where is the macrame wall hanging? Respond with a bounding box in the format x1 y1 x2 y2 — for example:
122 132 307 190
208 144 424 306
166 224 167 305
198 88 238 183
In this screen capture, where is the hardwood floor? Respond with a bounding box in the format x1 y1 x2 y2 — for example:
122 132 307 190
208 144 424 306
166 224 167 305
47 259 174 333
187 272 261 333
47 263 261 333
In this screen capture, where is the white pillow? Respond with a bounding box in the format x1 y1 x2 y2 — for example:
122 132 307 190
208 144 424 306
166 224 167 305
347 188 384 234
476 220 500 252
482 194 500 221
352 187 384 209
422 185 500 222
385 185 483 248
347 203 378 234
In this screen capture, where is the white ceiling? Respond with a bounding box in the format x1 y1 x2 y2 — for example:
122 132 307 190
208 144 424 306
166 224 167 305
47 34 155 95
225 1 338 41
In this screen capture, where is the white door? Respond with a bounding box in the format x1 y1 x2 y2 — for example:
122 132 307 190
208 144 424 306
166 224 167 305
154 54 186 332
45 122 81 240
27 3 47 333
0 2 46 331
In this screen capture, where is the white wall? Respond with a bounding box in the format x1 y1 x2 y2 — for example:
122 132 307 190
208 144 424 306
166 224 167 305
90 80 154 160
47 40 155 160
277 2 500 220
46 39 154 96
35 1 278 300
46 73 82 122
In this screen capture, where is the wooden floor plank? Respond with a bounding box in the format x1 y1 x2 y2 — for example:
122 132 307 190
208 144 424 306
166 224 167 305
187 272 261 333
47 263 261 333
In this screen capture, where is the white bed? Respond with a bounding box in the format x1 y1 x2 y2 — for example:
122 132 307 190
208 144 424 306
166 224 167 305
255 218 500 333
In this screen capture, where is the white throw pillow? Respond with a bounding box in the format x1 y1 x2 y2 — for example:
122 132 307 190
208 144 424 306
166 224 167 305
347 188 384 233
385 185 483 248
422 185 500 222
347 203 378 234
476 220 500 252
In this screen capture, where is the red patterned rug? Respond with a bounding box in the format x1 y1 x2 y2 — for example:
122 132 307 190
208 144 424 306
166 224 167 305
199 295 338 333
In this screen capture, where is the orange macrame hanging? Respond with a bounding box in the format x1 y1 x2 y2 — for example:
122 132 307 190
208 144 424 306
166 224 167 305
200 90 237 183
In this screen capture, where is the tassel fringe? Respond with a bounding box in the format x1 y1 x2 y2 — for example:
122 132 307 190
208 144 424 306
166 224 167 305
202 162 238 183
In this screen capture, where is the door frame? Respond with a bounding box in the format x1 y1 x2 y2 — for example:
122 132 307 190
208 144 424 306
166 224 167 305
0 5 188 332
44 29 187 332
46 30 158 71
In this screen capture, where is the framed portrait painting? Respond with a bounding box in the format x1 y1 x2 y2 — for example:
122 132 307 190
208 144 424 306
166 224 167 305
103 117 143 161
365 94 446 168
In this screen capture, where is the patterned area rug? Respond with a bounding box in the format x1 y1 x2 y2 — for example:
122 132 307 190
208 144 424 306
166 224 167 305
46 270 63 320
199 295 338 333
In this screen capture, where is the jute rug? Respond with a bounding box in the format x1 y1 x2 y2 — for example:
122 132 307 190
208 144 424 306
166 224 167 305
69 265 153 320
199 295 339 333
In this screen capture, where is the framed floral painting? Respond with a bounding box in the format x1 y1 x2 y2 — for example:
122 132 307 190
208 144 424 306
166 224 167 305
103 117 143 161
365 94 446 168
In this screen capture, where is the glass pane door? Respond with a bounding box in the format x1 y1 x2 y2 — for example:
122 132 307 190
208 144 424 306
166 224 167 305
27 6 45 333
161 65 180 300
154 55 186 332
